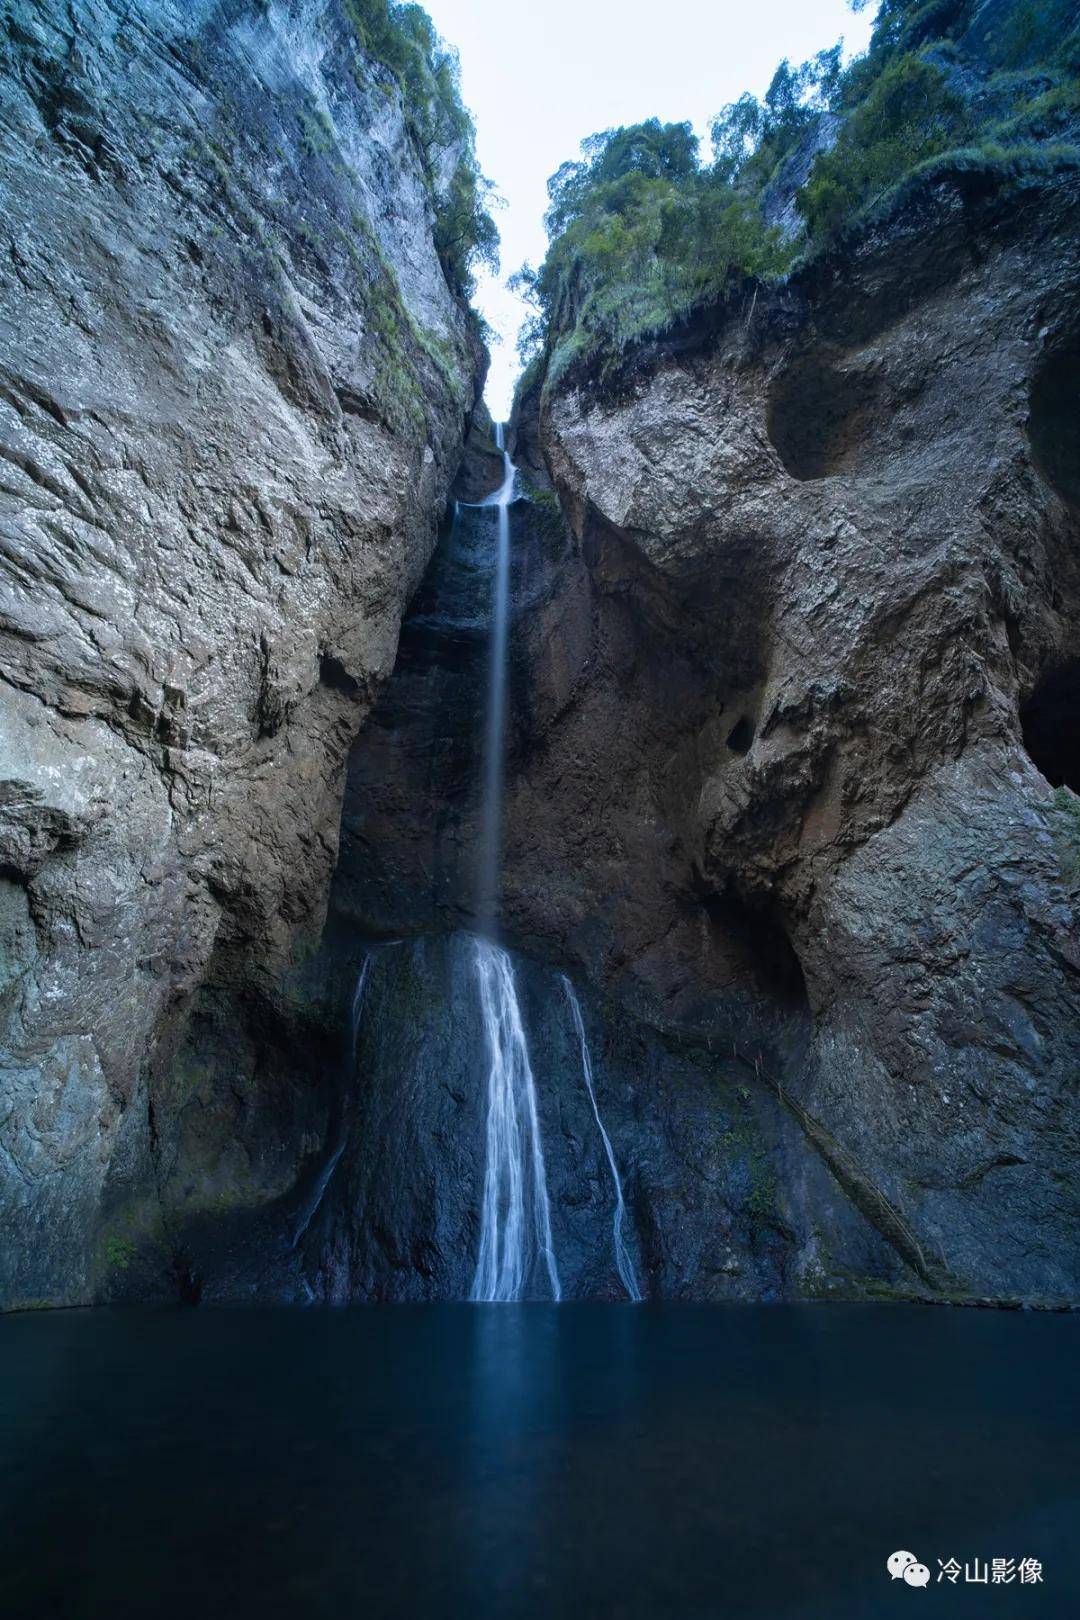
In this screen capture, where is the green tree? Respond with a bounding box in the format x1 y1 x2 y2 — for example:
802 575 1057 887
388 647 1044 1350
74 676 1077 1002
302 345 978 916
798 53 970 237
545 119 698 236
521 0 1078 399
711 45 841 188
344 0 497 293
530 122 783 385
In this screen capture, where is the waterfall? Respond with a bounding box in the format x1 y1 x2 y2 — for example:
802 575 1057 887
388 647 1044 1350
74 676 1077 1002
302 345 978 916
476 421 514 926
471 936 561 1302
469 425 560 1303
350 955 370 1062
561 975 642 1302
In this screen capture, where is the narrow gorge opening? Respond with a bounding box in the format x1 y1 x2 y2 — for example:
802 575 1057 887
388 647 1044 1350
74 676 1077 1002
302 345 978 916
314 419 813 1306
324 429 651 1303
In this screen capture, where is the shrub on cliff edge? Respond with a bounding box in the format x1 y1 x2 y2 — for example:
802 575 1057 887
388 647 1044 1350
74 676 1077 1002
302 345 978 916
343 0 497 295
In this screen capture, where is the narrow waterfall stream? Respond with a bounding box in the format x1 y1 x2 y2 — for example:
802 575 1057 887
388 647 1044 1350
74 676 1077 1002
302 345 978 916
561 977 642 1301
476 421 513 926
350 955 370 1061
469 426 561 1302
471 937 561 1302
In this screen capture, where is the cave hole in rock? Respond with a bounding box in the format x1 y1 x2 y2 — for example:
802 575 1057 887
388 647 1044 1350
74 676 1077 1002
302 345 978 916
727 716 755 755
767 356 879 481
700 885 809 1020
1028 334 1080 508
319 652 361 696
1021 658 1080 792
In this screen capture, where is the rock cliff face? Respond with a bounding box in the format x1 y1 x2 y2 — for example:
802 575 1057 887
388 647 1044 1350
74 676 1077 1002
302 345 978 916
515 164 1080 1301
334 163 1080 1305
0 0 482 1308
3 10 1077 1311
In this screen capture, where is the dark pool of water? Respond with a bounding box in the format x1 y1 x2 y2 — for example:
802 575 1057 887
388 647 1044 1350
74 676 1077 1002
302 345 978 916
1 1304 1075 1619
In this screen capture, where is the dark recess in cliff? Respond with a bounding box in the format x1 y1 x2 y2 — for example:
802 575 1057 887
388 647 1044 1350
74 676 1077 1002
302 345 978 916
1028 331 1080 509
1021 659 1080 792
767 354 881 481
698 886 809 1022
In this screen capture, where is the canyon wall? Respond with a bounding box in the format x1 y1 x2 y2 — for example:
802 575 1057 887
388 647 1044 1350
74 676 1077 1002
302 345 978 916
336 163 1080 1304
0 0 483 1308
2 6 1077 1310
515 163 1080 1300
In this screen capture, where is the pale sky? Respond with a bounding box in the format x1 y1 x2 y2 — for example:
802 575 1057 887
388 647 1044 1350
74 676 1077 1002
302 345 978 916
421 0 874 418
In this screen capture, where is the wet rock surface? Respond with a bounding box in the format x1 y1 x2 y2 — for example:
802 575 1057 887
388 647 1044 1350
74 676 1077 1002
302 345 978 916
0 0 482 1308
331 165 1080 1305
110 931 890 1306
2 15 1078 1310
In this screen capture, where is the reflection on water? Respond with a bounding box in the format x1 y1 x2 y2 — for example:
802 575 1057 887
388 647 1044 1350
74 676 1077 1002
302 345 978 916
0 1304 1076 1619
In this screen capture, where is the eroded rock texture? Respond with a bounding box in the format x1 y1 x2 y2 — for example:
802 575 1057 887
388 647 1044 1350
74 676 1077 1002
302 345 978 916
0 0 482 1308
3 8 1077 1311
337 165 1080 1304
521 166 1080 1302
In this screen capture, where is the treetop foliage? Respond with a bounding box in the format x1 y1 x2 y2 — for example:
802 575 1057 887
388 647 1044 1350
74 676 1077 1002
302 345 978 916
521 0 1079 392
545 120 700 236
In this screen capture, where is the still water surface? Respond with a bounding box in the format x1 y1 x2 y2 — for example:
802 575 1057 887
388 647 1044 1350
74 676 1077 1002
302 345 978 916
1 1304 1075 1618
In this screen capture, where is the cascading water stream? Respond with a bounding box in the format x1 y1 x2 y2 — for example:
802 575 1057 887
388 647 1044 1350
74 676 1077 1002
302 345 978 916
350 955 371 1060
469 425 561 1303
471 937 561 1302
476 421 514 927
561 976 643 1302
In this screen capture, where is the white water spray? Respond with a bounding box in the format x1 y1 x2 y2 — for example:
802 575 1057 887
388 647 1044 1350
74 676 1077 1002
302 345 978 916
350 955 370 1062
469 426 560 1302
471 936 561 1302
476 422 514 926
561 975 642 1301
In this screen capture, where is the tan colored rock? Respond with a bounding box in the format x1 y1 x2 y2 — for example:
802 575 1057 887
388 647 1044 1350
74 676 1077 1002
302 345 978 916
518 167 1080 1298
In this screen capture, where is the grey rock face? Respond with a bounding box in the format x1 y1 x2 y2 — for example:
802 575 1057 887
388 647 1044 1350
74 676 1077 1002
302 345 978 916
451 400 505 502
333 164 1080 1306
128 930 888 1307
759 111 840 242
0 0 482 1308
524 166 1080 1302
